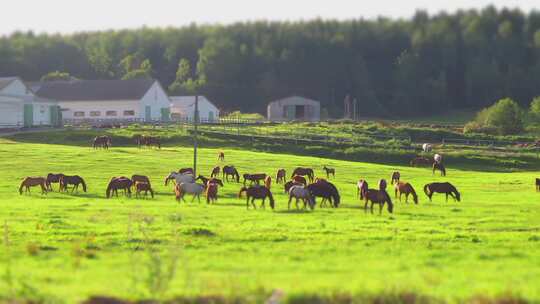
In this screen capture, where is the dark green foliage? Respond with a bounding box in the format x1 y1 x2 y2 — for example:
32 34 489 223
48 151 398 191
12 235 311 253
465 98 524 135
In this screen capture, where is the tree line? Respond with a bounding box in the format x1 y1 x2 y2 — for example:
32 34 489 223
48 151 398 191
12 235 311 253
2 6 540 118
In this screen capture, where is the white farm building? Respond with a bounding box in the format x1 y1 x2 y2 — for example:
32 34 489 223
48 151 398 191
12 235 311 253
0 77 60 128
31 79 171 123
170 96 219 122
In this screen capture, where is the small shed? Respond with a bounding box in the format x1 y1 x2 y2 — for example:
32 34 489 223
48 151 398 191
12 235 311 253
170 96 220 122
267 96 321 122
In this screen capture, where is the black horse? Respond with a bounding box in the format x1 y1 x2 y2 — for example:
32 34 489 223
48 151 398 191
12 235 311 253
307 180 340 208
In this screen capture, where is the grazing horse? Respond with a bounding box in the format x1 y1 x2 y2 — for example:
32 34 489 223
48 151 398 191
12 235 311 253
307 181 340 208
135 182 154 198
276 169 286 184
394 182 418 204
432 163 446 176
357 180 368 200
19 177 48 195
391 171 400 184
206 182 219 204
165 172 195 186
179 167 194 175
537 178 540 191
132 175 151 189
196 175 224 187
222 166 240 182
424 182 460 202
410 157 432 167
59 175 87 193
434 153 442 164
106 177 133 198
422 143 432 152
292 175 307 185
175 183 205 203
243 173 267 186
93 136 111 149
323 166 335 179
46 173 65 191
288 185 316 210
378 179 387 191
211 166 220 178
239 186 275 210
364 189 393 214
218 151 225 161
264 176 272 190
284 181 303 193
135 135 161 149
291 167 314 183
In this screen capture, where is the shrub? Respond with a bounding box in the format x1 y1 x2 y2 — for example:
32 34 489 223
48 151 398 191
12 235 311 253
529 96 540 124
467 98 524 135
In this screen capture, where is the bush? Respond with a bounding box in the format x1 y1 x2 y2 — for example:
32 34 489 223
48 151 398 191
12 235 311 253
529 96 540 124
467 98 524 135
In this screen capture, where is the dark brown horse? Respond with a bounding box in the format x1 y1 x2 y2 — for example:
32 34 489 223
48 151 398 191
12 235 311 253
206 181 219 204
379 179 387 191
432 163 446 176
391 171 400 184
46 173 65 191
135 182 154 198
222 165 240 182
357 179 368 200
179 168 194 175
364 189 394 214
106 177 133 198
218 151 225 161
292 175 307 185
307 181 340 208
131 175 151 189
239 186 275 210
243 173 267 186
537 178 540 191
211 166 220 178
276 169 286 184
93 136 112 149
142 136 161 149
323 166 335 178
394 182 418 204
19 177 48 195
196 175 224 187
291 167 314 183
424 182 460 202
410 157 432 167
59 175 87 193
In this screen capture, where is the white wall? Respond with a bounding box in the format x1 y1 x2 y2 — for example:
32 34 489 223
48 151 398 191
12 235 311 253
59 100 140 120
140 81 171 121
0 79 33 97
32 102 55 125
171 97 220 121
0 97 23 126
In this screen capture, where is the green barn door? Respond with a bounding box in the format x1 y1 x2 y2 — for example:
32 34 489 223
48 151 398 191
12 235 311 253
285 105 295 120
23 104 33 128
145 106 151 122
208 111 214 122
160 108 170 122
50 106 58 126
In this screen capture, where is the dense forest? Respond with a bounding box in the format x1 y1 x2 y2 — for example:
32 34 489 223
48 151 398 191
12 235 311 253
2 6 540 117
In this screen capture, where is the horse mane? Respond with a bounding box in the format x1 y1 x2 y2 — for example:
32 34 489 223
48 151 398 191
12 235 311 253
79 176 87 192
19 178 27 195
384 191 394 213
410 186 418 203
266 189 275 209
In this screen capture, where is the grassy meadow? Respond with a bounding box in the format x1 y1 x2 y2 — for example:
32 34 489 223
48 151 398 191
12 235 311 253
0 137 539 303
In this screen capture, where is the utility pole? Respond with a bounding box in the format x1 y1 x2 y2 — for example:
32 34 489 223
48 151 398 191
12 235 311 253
193 95 199 177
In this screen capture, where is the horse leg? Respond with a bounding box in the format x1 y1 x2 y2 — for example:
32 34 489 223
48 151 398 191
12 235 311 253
261 197 266 209
246 197 250 209
379 203 383 215
404 193 408 204
445 193 448 202
288 196 292 210
251 197 257 209
370 202 375 214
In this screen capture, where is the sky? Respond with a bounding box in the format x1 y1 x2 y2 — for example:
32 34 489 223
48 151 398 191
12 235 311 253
1 0 538 36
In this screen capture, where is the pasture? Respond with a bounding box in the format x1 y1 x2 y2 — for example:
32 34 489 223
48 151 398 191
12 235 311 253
0 139 539 303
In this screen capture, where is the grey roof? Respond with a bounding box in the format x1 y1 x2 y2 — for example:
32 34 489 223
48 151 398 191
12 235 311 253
0 77 18 91
268 95 321 106
32 79 156 101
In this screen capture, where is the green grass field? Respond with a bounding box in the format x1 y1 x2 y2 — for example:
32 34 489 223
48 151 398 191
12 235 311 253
0 138 539 303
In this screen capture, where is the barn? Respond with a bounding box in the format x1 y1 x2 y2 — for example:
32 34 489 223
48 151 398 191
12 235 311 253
267 96 321 122
31 79 171 123
170 96 220 122
0 77 60 128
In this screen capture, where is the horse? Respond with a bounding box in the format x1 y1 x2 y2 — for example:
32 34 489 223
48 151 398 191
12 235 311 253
46 173 65 191
19 177 48 195
284 181 302 193
537 178 540 191
410 157 432 167
206 182 219 204
434 153 442 164
264 176 272 190
432 163 446 176
364 189 394 214
222 166 240 182
323 166 335 179
243 173 267 186
276 169 286 184
165 172 195 186
218 151 225 161
135 182 154 198
391 171 400 184
106 177 133 198
288 185 316 210
143 136 161 149
424 182 460 202
175 183 205 203
211 166 220 178
132 175 151 189
394 182 418 204
422 143 432 152
307 181 340 208
357 180 368 200
196 175 224 187
59 175 87 193
239 186 275 210
93 136 111 149
292 175 307 185
179 167 194 175
379 179 387 191
291 167 314 183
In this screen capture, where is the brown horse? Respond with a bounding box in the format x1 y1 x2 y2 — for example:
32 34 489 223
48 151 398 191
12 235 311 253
243 173 267 186
291 167 314 183
59 175 87 193
276 169 286 184
46 173 65 191
424 182 460 202
218 151 225 161
323 166 335 179
379 179 387 191
357 180 368 200
307 181 340 208
292 175 307 185
93 136 111 149
211 166 220 178
136 135 161 149
264 176 272 190
179 168 194 175
19 177 48 195
131 175 151 189
196 175 224 187
284 181 303 193
206 182 219 204
364 189 393 214
239 186 275 210
106 177 133 198
537 178 540 191
135 182 154 198
222 165 240 182
410 157 432 167
394 182 418 204
391 171 400 184
432 163 446 176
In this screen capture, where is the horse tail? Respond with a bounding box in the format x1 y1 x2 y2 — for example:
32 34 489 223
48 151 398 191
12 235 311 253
423 184 431 197
267 189 275 210
238 187 247 198
80 177 87 192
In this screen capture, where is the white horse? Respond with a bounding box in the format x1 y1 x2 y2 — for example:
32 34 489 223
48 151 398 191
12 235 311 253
422 143 432 152
165 172 195 186
434 153 442 164
288 185 316 210
176 182 205 203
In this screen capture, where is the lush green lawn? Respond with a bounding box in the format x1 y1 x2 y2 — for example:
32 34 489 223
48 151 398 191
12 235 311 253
0 139 539 303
